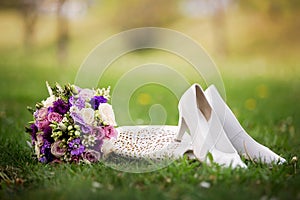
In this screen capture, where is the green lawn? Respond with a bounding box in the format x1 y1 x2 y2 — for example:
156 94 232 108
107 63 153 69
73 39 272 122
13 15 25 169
0 46 299 200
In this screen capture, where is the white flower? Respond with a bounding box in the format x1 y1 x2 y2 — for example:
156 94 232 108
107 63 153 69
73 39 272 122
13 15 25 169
42 95 56 107
79 107 95 124
82 134 96 147
96 86 111 100
69 106 79 113
98 103 117 126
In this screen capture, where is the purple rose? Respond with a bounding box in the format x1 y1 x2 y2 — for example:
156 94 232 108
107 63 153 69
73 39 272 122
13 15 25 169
103 125 117 139
51 99 70 115
90 96 107 110
47 112 62 122
83 149 100 163
68 138 84 156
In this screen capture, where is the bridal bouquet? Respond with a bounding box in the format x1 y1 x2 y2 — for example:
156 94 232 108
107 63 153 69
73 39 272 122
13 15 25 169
25 82 117 164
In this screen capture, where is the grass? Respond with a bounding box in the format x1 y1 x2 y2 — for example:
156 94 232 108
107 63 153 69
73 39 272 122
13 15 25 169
0 48 299 200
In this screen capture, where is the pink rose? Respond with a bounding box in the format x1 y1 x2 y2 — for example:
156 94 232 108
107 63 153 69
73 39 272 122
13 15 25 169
36 119 50 130
103 125 117 139
36 107 48 121
48 112 62 122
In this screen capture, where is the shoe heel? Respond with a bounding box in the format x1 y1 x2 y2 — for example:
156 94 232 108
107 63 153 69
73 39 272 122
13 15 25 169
175 116 187 142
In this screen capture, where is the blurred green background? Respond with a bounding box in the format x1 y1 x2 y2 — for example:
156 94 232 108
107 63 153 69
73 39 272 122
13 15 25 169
1 0 299 124
0 0 300 199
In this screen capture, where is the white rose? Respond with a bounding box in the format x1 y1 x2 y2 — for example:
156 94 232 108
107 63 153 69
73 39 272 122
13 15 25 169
79 108 95 124
98 103 117 126
42 95 56 107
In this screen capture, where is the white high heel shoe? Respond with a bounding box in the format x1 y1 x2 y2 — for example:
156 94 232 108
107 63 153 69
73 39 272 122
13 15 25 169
204 85 286 164
176 84 247 168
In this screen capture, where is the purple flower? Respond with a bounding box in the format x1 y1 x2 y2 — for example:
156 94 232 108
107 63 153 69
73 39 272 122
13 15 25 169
39 156 47 163
93 139 104 152
43 126 53 142
68 138 84 156
30 124 38 141
44 148 53 162
70 112 84 124
40 140 51 154
50 99 70 115
80 124 92 134
30 123 38 134
70 111 92 133
83 149 100 163
69 96 85 110
90 96 107 110
39 140 53 163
